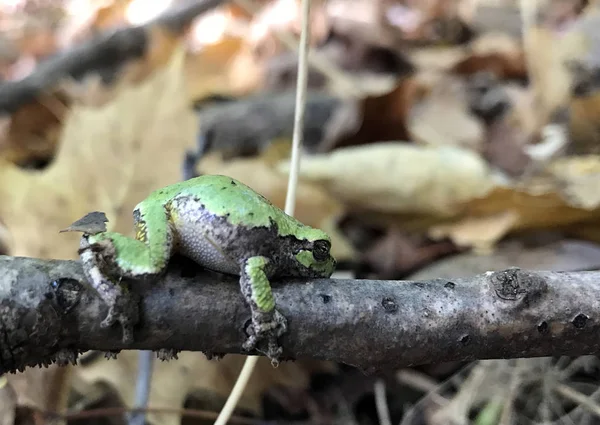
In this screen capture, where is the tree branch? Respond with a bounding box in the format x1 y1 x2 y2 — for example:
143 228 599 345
1 254 600 374
0 0 224 114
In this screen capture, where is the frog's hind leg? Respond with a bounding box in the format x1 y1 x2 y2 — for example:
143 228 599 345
239 256 288 364
79 202 175 343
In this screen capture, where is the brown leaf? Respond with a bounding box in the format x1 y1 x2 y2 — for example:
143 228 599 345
0 46 197 260
121 25 189 85
451 33 527 79
407 75 484 152
524 20 588 130
566 65 600 155
185 36 264 103
429 211 519 252
8 365 72 414
362 227 458 279
384 0 470 45
0 91 68 167
483 84 537 176
330 77 421 151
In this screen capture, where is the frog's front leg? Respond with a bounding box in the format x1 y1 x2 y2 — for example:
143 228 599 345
239 256 288 363
78 204 173 343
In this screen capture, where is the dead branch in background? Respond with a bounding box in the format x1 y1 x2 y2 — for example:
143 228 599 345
0 0 224 113
1 254 600 374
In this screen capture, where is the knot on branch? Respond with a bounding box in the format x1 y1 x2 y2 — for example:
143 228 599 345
0 275 85 373
491 268 549 308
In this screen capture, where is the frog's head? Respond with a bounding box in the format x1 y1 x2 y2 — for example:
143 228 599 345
293 227 336 278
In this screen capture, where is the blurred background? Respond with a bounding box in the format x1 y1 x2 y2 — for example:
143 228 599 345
3 0 600 424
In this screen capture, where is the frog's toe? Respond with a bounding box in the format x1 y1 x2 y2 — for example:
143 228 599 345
100 311 116 329
101 296 139 344
272 309 288 337
155 348 180 361
242 334 258 352
266 340 283 366
243 309 287 363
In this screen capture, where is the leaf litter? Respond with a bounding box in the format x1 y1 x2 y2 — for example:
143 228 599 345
4 0 600 424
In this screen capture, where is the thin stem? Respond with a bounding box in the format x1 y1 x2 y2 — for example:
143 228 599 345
284 0 312 216
128 350 154 425
213 356 259 425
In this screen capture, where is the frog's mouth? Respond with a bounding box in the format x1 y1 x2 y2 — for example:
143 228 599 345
308 257 336 278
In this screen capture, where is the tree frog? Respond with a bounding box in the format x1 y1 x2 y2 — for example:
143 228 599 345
69 174 336 361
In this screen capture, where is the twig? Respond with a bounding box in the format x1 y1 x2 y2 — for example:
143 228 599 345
555 384 600 419
3 256 600 374
0 0 225 113
374 380 392 425
128 350 154 425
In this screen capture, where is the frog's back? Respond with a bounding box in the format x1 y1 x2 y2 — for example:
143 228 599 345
145 175 297 230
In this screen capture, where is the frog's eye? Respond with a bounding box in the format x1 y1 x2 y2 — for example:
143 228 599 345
312 240 330 261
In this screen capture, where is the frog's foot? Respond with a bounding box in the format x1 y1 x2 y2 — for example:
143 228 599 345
242 309 287 363
79 236 140 344
155 348 180 361
100 292 139 344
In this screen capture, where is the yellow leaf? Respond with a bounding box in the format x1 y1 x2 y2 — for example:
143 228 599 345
278 143 495 216
429 211 519 253
0 46 197 260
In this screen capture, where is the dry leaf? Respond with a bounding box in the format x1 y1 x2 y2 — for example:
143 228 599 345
524 17 589 129
277 142 600 250
407 75 484 151
185 36 264 103
361 228 458 279
547 155 600 209
483 84 538 176
76 352 335 425
452 32 527 79
8 365 72 414
331 77 421 151
277 143 496 216
429 210 519 252
0 91 68 167
124 25 189 84
0 45 196 259
0 376 16 425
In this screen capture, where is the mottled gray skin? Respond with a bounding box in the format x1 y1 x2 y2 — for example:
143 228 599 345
171 196 330 278
169 196 333 358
